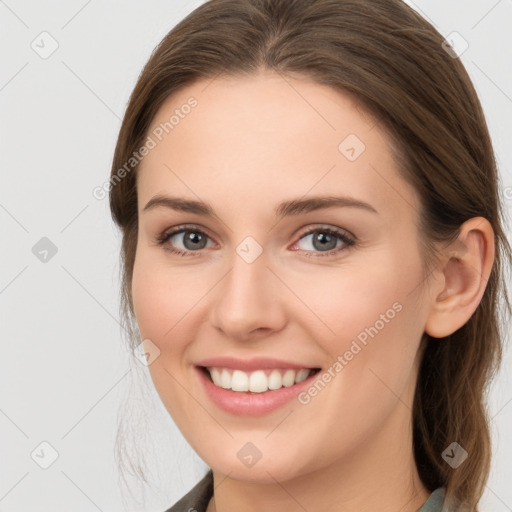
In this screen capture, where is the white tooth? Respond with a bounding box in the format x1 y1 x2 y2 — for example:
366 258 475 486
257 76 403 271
268 369 283 390
231 370 249 391
249 370 268 393
282 369 296 387
210 367 222 386
211 367 312 392
295 369 310 384
220 369 231 389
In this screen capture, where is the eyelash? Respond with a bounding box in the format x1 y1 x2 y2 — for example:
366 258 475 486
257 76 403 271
155 224 356 258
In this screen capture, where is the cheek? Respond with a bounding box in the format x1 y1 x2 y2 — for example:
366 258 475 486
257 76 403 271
281 254 425 455
297 255 417 335
291 248 425 385
131 263 172 343
131 251 201 418
131 249 205 345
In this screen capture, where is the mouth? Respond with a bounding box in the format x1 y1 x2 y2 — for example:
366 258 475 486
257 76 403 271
198 366 322 394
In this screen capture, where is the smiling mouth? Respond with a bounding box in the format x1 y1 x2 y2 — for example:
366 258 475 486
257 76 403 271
199 366 321 393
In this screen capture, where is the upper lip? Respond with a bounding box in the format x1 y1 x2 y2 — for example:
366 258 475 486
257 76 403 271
196 356 320 372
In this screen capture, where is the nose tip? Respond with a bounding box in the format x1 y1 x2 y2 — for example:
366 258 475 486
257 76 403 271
209 256 287 341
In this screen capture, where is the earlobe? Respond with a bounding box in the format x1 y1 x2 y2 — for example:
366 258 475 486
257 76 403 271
424 217 495 339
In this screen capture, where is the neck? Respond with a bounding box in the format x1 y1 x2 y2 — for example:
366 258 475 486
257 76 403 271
208 377 431 512
209 450 430 512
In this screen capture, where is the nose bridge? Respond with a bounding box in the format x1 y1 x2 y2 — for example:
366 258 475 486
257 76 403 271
210 243 285 338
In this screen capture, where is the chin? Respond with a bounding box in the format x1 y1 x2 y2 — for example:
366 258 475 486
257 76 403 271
205 452 314 484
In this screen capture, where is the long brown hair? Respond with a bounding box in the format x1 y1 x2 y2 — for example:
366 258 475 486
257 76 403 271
109 0 512 508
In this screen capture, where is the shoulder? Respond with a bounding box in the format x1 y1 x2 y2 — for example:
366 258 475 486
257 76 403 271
163 470 214 512
418 487 467 512
417 487 446 512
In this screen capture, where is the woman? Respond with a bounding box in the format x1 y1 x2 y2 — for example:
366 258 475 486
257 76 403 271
109 0 511 510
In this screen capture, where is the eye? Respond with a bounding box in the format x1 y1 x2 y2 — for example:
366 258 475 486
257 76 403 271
156 224 355 258
291 226 355 256
156 225 215 256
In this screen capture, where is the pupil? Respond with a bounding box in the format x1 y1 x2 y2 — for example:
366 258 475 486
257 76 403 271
184 231 206 250
313 232 336 251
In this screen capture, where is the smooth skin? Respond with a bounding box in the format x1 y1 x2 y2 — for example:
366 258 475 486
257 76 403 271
131 70 494 512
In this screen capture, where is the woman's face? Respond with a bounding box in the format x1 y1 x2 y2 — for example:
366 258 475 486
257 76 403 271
132 70 435 483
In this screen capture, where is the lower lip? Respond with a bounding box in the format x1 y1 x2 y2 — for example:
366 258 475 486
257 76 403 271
195 366 319 416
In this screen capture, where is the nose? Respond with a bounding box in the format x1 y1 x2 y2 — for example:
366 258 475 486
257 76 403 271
209 248 287 341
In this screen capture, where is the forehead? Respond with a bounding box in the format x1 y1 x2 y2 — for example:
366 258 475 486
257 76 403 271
144 70 375 157
137 70 418 221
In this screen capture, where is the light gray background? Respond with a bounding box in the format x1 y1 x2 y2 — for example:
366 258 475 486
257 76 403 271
1 1 511 511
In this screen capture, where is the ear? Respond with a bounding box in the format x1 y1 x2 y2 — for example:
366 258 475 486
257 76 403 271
424 217 495 338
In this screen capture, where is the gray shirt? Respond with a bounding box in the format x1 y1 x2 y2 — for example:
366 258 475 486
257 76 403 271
164 470 454 511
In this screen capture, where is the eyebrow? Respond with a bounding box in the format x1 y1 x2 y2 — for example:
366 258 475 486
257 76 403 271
142 194 379 217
